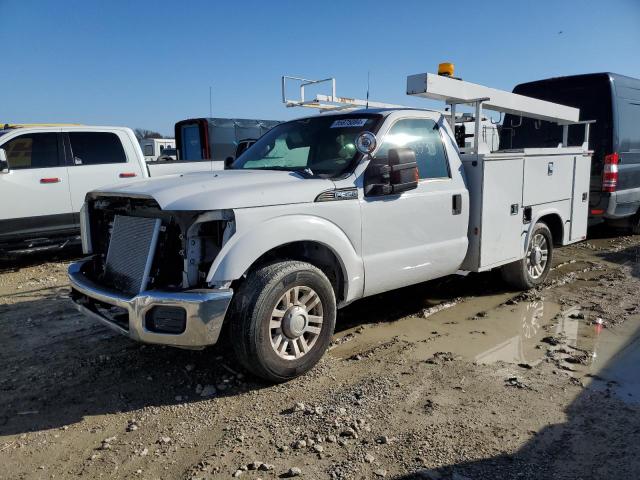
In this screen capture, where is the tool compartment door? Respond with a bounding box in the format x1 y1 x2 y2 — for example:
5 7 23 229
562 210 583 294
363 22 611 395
522 154 573 206
570 154 590 242
480 157 524 268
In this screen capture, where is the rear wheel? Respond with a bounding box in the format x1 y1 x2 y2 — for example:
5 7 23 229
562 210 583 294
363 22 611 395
501 222 553 290
229 260 336 382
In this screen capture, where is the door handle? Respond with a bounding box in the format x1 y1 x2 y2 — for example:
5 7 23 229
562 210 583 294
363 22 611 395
119 172 137 178
452 194 462 215
40 177 60 184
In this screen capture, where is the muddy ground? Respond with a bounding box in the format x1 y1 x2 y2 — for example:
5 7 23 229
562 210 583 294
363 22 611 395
1 229 640 480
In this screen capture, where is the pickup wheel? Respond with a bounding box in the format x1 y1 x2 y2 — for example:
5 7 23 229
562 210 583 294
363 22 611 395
501 222 553 290
229 260 336 382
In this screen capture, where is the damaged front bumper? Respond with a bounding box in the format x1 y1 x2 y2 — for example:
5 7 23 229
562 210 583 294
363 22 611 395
68 260 233 349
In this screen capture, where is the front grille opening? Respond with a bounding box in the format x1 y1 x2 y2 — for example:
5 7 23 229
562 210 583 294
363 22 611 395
148 221 183 290
103 215 161 295
192 221 226 288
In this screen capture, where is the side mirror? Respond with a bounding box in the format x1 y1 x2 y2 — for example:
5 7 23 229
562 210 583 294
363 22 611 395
388 148 419 193
364 147 418 196
224 156 234 169
0 148 9 173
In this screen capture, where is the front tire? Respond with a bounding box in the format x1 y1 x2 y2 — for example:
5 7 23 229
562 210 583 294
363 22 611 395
501 222 553 290
229 260 336 382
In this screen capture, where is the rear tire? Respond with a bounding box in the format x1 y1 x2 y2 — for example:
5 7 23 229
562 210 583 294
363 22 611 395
501 222 553 290
229 260 336 382
630 210 640 235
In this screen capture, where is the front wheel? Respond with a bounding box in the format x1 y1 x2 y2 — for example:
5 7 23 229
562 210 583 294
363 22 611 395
229 260 337 382
501 222 553 290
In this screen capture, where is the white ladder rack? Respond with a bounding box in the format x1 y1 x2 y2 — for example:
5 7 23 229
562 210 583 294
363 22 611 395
281 75 411 111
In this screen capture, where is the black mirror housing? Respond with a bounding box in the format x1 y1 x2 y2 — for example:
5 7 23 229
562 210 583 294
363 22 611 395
364 147 419 196
388 148 419 193
224 156 234 169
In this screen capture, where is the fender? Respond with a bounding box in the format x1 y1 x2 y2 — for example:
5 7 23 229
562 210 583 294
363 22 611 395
522 208 567 256
206 214 365 305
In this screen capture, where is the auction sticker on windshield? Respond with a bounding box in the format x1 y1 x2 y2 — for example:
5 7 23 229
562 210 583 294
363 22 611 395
331 119 369 128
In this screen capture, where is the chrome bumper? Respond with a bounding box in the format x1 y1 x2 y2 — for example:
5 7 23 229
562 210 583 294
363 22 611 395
68 260 233 348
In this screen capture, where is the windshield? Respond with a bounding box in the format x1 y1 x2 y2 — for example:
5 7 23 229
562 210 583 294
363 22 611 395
232 114 382 178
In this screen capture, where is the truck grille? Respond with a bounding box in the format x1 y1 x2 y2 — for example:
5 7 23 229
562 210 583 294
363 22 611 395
104 215 161 295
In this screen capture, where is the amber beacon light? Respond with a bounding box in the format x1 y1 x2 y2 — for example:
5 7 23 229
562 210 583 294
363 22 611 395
438 62 455 77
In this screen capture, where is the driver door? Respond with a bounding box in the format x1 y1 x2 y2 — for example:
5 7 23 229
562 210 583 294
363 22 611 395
360 117 469 296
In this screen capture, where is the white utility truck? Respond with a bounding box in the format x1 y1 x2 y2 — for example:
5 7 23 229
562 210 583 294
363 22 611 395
68 69 592 382
0 125 222 254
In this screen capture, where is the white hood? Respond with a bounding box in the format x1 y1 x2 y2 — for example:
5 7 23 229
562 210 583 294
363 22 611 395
92 170 336 210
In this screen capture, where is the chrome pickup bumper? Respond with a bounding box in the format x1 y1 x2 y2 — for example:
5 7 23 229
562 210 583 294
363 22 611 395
68 260 233 349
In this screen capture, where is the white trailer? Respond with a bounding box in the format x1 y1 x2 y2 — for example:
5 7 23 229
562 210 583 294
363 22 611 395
139 138 176 161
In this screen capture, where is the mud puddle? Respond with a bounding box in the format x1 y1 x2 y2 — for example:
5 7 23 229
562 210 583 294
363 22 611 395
583 316 640 404
333 292 640 404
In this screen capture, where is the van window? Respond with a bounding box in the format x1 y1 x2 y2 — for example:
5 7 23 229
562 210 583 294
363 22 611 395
69 132 127 165
618 99 640 152
2 133 61 169
377 118 450 179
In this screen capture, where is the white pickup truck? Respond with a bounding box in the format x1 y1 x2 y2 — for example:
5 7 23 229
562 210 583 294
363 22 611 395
0 125 221 254
68 71 592 382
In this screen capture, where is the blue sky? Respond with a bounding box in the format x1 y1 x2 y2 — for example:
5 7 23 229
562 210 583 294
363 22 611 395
1 0 639 136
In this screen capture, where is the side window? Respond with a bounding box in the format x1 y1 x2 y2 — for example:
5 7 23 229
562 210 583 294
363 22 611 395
378 118 450 179
143 144 154 156
2 133 60 169
69 132 127 165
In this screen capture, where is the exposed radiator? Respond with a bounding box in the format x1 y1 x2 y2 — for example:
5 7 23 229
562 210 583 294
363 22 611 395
104 215 161 295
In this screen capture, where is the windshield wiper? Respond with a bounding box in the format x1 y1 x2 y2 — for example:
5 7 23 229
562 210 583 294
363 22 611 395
243 166 317 177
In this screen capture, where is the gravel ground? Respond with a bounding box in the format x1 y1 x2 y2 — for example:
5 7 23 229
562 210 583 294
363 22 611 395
1 230 639 479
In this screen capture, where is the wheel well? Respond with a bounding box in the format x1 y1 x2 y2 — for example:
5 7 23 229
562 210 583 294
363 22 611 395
241 241 345 303
537 214 563 245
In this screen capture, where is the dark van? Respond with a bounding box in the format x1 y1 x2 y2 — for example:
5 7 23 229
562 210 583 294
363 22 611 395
500 73 640 232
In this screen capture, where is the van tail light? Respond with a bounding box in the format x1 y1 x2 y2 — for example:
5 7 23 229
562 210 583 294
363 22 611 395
602 152 619 192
